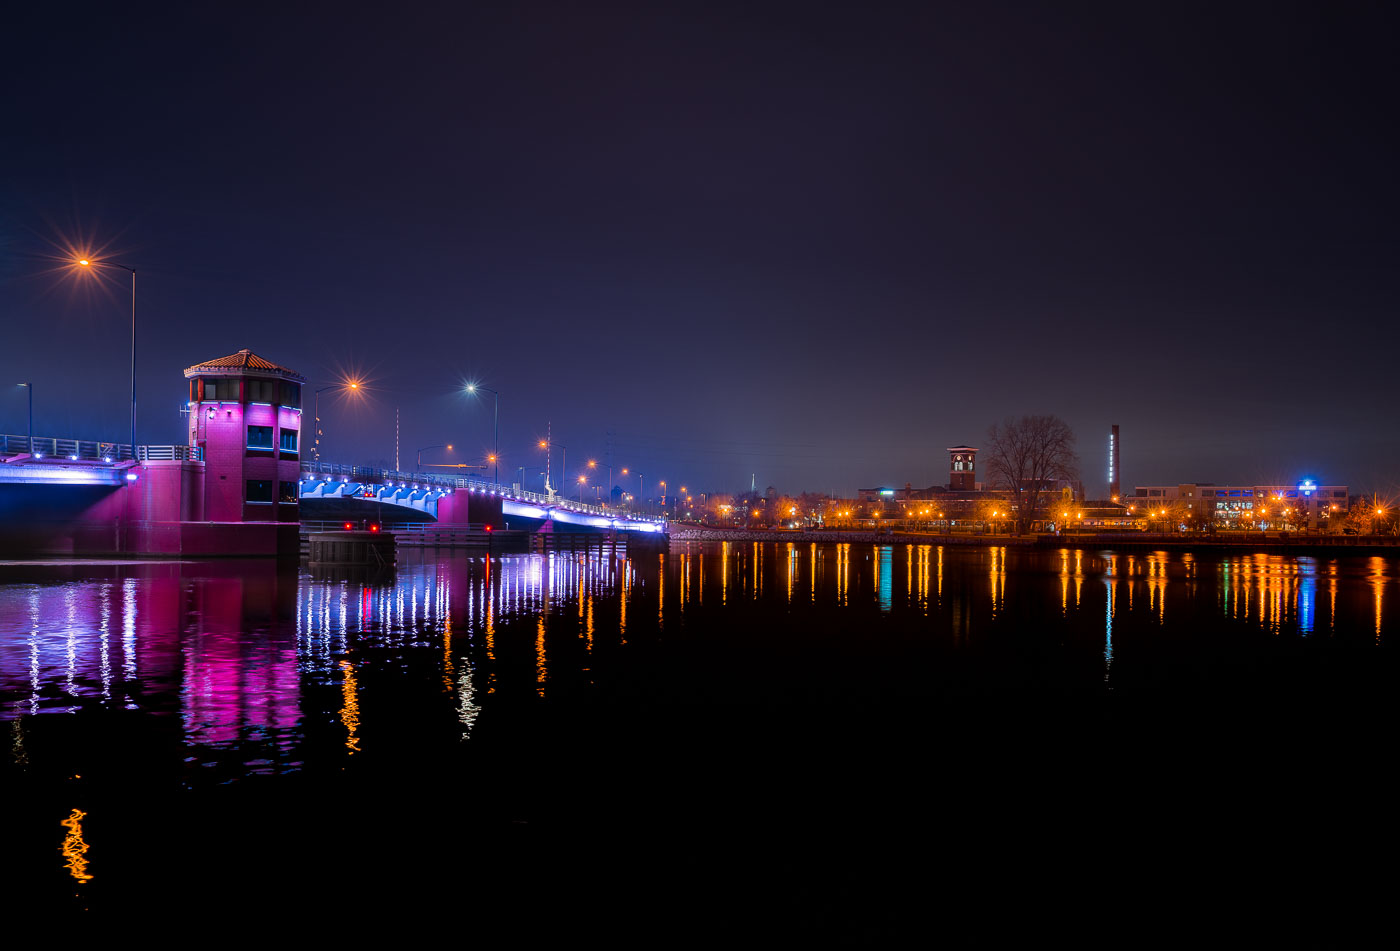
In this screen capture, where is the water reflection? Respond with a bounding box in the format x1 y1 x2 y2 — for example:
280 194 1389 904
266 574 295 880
989 546 1005 617
339 658 361 754
877 546 893 613
60 808 93 883
1371 557 1386 640
0 546 1394 786
1202 554 1356 634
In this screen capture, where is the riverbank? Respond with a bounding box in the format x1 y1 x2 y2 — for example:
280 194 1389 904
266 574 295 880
667 523 1400 555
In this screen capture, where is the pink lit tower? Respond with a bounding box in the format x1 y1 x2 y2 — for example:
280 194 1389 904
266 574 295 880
184 350 305 524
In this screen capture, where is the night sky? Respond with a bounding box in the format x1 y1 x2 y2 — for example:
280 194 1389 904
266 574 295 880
3 3 1396 497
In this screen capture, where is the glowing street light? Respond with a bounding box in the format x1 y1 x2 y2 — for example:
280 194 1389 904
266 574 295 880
465 384 499 486
417 444 453 470
313 379 361 462
539 431 566 498
76 257 137 454
622 467 643 512
587 458 615 507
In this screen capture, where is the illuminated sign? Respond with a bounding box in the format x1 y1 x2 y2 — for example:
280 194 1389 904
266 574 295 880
880 489 895 496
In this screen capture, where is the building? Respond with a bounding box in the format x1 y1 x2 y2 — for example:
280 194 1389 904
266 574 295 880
1131 481 1349 525
185 349 305 524
948 446 978 492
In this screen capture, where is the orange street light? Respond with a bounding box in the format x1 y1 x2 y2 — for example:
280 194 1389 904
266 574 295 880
313 378 363 462
416 444 454 469
77 256 138 452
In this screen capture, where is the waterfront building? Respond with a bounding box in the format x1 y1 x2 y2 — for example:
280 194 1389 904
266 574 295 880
1131 481 1349 524
185 349 305 523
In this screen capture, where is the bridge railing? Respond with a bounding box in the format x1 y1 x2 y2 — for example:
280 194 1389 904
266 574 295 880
0 433 201 463
302 459 665 524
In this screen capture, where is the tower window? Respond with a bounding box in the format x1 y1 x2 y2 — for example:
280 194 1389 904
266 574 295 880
280 429 298 453
247 425 274 450
279 481 299 503
246 480 273 503
199 378 234 401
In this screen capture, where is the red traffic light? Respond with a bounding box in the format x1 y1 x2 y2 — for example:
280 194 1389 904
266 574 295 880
484 525 493 532
343 522 353 530
369 523 380 533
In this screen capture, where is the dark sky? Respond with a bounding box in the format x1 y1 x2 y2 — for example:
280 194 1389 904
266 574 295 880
3 3 1396 497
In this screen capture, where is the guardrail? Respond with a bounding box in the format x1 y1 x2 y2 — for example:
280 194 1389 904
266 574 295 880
301 459 665 524
0 434 201 462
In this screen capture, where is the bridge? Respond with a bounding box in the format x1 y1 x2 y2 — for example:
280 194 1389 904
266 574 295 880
0 349 667 557
298 460 666 533
0 431 665 557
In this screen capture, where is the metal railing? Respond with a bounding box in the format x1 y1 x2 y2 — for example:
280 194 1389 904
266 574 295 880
300 459 665 524
0 433 201 462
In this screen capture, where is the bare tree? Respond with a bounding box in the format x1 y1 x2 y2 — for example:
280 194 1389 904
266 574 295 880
983 415 1080 535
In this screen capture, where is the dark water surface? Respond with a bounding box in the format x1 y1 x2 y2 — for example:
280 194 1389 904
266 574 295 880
2 542 1393 935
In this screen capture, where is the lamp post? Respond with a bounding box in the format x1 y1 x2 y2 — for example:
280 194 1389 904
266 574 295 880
313 381 359 463
578 474 587 503
516 465 544 492
76 258 136 456
15 383 32 454
622 468 643 514
539 435 566 499
588 459 613 508
417 444 452 470
465 384 499 486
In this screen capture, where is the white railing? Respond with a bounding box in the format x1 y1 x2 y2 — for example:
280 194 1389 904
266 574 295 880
300 459 665 525
0 434 201 463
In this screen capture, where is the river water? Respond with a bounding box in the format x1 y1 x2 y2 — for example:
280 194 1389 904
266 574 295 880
2 541 1393 935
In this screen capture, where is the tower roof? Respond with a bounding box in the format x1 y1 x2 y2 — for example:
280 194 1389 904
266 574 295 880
184 349 305 382
946 445 978 452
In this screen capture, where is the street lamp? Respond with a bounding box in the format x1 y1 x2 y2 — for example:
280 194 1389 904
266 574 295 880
15 383 32 455
76 258 137 455
417 444 453 470
587 459 610 506
578 474 587 503
539 436 566 499
515 465 544 492
622 468 644 513
313 380 360 463
465 384 499 486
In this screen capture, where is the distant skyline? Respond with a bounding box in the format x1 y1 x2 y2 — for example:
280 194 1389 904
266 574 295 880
3 4 1397 495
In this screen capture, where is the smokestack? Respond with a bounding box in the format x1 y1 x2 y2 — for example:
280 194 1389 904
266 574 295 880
1109 424 1120 500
